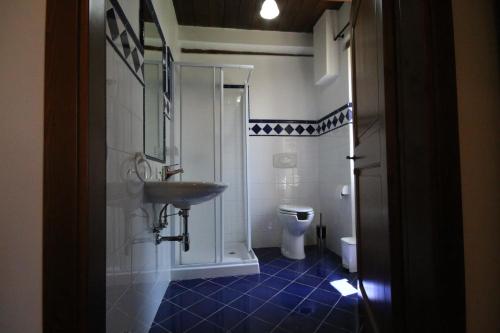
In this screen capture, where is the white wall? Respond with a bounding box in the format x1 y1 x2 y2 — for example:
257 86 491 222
0 1 45 332
106 1 179 332
316 3 353 255
452 0 500 331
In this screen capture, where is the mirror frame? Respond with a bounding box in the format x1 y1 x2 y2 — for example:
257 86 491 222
140 0 167 163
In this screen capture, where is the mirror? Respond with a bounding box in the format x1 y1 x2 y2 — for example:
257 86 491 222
140 0 168 163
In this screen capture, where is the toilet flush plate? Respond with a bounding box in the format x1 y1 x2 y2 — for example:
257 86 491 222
273 153 297 168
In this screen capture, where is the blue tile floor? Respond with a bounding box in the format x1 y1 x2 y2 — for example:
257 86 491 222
150 246 359 333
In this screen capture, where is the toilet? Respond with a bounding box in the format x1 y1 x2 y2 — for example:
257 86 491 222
278 204 315 260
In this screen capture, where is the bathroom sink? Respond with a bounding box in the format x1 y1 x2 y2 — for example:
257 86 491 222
144 181 228 209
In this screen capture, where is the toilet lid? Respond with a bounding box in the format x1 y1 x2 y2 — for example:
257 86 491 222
279 204 314 214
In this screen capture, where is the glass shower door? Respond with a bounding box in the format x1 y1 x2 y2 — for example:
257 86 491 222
174 63 253 269
178 66 222 265
222 86 249 262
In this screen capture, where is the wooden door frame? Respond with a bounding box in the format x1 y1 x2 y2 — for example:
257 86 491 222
43 0 106 331
41 0 465 331
351 0 465 332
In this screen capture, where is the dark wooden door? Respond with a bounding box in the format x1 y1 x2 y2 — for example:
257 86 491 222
351 0 398 331
350 0 465 332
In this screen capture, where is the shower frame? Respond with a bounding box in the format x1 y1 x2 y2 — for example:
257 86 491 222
170 62 259 279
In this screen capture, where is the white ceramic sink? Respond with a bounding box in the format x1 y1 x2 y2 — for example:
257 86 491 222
145 181 228 209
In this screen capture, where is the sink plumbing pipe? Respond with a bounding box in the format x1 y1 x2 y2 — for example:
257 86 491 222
153 203 182 233
155 208 190 252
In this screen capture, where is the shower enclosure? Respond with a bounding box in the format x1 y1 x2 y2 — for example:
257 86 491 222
170 62 259 279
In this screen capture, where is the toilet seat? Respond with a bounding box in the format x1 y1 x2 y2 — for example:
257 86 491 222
278 204 313 214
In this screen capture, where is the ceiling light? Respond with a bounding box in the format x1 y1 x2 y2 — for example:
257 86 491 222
260 0 279 20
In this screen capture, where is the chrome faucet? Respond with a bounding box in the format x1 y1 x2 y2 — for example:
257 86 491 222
162 164 184 180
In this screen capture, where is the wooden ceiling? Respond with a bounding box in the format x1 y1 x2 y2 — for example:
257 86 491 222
172 0 345 33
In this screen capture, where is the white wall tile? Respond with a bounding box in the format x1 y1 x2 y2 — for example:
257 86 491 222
106 24 171 333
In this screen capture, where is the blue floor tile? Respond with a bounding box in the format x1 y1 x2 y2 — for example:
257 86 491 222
268 258 292 268
257 256 274 264
242 273 271 283
295 274 323 287
269 291 303 310
315 322 351 333
229 294 265 313
325 309 358 331
260 264 281 275
294 299 331 321
306 265 331 278
191 281 223 295
287 261 314 272
150 247 358 333
206 306 247 330
188 320 226 333
261 276 291 290
327 269 352 282
175 278 205 289
209 287 242 303
275 269 301 281
246 285 278 301
318 279 339 292
209 275 241 285
149 324 169 333
278 312 322 333
308 289 341 306
187 298 225 317
169 290 205 308
335 296 359 313
227 279 259 293
253 303 290 325
153 300 182 323
158 310 202 333
317 260 339 269
232 316 275 333
163 284 188 300
283 282 314 297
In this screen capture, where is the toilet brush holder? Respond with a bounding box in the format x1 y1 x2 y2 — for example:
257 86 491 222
316 213 327 251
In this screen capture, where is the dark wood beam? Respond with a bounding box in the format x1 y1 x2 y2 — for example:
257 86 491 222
181 48 313 57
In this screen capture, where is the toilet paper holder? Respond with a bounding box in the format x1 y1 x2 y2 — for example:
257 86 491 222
340 185 350 198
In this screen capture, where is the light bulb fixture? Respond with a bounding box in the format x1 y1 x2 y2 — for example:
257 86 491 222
260 0 280 20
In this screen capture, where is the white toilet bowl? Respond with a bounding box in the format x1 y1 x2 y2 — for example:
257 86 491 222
278 204 314 260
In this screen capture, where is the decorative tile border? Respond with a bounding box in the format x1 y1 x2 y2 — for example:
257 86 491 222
249 103 353 137
106 0 145 85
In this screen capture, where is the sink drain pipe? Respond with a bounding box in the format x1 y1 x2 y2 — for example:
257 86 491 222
155 208 190 251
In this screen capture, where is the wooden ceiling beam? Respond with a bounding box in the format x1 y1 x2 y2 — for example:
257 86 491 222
173 0 344 32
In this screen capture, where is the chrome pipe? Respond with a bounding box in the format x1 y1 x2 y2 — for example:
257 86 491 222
155 208 190 252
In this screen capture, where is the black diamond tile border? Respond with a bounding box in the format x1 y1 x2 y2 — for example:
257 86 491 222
106 0 145 85
249 103 353 137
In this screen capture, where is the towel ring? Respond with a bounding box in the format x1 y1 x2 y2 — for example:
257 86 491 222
134 152 151 182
